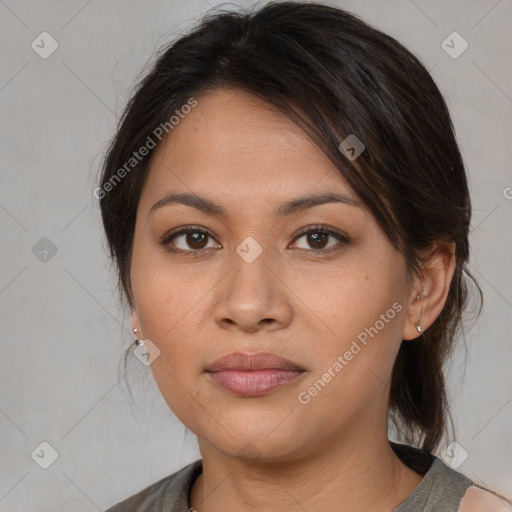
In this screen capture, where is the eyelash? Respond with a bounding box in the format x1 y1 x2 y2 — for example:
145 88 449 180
160 224 350 256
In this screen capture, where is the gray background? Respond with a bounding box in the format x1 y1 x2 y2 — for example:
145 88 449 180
1 0 511 509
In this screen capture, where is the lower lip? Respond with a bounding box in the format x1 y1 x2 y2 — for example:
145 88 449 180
207 369 305 397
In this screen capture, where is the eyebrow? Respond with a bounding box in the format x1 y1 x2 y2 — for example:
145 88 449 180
149 191 360 218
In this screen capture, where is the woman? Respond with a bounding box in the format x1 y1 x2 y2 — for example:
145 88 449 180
98 2 510 510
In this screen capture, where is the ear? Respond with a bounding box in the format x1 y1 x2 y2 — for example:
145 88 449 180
402 242 456 341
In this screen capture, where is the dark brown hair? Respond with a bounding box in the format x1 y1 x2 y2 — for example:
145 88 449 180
99 1 481 460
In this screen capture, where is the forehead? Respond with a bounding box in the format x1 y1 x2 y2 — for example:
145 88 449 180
142 88 357 207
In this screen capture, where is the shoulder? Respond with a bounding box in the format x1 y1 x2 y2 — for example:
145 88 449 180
458 486 512 512
104 459 203 512
391 441 474 511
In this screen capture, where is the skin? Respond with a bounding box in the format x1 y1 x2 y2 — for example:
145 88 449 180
459 487 511 511
130 88 456 512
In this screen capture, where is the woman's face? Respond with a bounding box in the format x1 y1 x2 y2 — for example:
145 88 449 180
130 88 414 463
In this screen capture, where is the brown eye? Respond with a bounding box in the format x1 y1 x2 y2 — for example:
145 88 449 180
292 226 349 253
161 226 220 252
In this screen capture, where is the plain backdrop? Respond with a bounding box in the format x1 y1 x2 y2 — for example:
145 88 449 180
0 0 511 509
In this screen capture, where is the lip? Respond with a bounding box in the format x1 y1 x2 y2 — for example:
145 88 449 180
205 352 306 397
206 351 305 372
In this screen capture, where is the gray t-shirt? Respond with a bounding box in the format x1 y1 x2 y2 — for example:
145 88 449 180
104 442 473 511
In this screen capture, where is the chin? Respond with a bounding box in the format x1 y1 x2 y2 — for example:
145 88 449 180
196 421 312 466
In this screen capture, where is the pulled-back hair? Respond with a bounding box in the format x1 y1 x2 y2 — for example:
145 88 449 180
99 1 481 457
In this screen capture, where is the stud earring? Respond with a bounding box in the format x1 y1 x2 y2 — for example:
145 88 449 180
132 327 144 347
416 323 423 334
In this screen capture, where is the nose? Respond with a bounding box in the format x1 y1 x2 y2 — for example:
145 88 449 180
212 245 293 334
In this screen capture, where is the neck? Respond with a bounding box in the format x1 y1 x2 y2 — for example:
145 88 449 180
190 428 424 512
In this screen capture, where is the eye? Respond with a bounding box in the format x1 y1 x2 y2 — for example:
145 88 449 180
291 225 349 253
161 224 350 255
161 226 220 253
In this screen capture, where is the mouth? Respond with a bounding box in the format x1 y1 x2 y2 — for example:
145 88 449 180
205 352 306 398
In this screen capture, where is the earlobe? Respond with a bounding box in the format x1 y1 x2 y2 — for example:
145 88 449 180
131 308 140 334
402 291 426 341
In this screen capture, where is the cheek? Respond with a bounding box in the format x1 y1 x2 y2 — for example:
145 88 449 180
130 247 210 421
300 247 407 392
131 240 206 337
301 249 406 340
129 246 208 395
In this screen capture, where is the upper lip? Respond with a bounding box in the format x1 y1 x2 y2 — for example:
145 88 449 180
205 352 305 372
